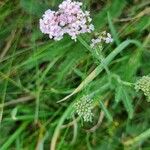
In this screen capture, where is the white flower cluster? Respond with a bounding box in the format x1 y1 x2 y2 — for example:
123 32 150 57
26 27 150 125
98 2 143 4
135 76 150 101
39 0 94 41
74 95 93 122
90 31 113 48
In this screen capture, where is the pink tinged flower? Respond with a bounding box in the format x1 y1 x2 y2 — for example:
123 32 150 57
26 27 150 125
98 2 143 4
39 0 94 41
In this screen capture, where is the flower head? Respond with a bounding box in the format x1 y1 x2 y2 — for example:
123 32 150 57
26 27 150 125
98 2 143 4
135 76 150 101
39 0 94 41
90 31 113 48
74 95 93 122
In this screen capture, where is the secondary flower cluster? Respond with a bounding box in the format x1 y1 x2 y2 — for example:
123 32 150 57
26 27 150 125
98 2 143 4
74 95 93 122
39 0 94 41
135 76 150 101
90 31 113 48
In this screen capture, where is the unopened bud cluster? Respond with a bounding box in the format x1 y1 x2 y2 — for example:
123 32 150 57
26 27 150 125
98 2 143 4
135 76 150 101
74 96 93 122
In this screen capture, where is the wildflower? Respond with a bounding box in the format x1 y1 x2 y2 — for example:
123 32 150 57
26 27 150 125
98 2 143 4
90 31 113 48
39 10 64 41
74 95 93 122
135 76 150 101
39 0 94 41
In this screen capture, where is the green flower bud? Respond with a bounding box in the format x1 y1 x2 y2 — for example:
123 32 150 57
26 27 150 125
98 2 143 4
74 96 93 122
135 76 150 101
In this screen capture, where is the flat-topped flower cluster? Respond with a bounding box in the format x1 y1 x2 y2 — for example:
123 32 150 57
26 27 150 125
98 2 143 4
90 31 113 48
40 0 94 41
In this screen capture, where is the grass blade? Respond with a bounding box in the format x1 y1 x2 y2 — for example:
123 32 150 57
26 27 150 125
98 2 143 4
0 122 28 150
107 12 120 45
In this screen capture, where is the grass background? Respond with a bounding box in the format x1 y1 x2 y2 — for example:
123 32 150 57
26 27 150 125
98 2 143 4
0 0 150 149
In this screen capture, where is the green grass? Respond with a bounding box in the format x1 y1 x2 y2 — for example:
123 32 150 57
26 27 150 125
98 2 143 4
0 0 150 150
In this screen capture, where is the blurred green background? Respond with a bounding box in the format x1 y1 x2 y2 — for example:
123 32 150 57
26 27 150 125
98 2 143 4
0 0 150 149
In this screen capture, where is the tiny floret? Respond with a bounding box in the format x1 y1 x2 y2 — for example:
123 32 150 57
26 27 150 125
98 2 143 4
74 95 93 122
39 0 94 41
135 76 150 101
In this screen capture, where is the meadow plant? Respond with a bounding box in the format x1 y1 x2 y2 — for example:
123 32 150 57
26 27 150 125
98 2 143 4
1 0 150 149
39 0 114 122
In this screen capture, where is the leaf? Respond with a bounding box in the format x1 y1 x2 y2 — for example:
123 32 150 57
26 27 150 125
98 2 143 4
20 0 48 16
99 101 113 122
120 86 134 119
115 85 122 103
